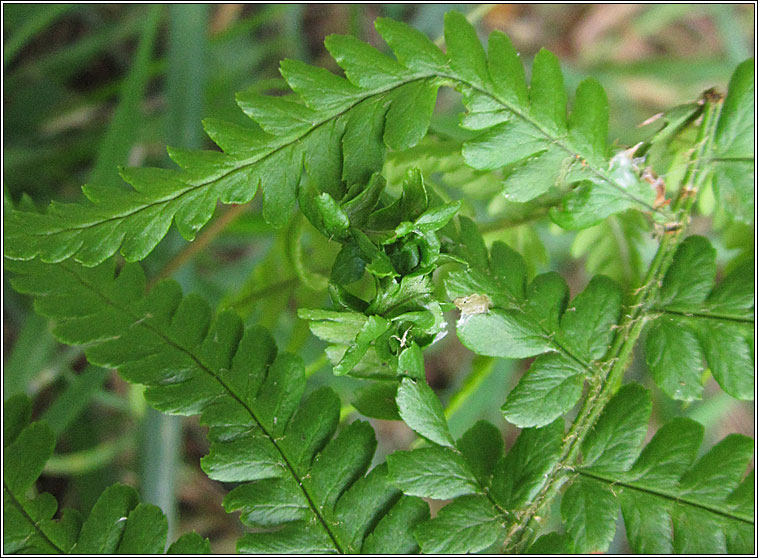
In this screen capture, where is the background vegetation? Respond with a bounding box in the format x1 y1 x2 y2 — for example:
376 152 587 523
3 4 754 553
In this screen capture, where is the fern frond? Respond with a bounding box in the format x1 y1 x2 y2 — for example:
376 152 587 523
709 58 755 223
645 235 754 400
385 377 565 553
3 395 211 554
433 11 662 229
6 259 429 553
561 384 754 553
445 223 623 428
6 10 671 267
4 31 441 266
296 167 458 381
385 379 753 555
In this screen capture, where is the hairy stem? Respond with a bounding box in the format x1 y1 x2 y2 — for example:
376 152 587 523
501 89 724 553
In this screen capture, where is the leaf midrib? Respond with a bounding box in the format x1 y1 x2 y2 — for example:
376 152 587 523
61 262 346 553
577 468 754 525
15 75 436 241
654 306 754 325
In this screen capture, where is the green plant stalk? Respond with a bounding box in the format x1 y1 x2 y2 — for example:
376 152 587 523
150 203 247 286
3 4 76 67
339 404 357 422
305 353 330 378
502 90 725 553
478 204 554 234
89 5 162 190
76 9 285 104
287 215 330 291
283 4 308 62
444 355 496 419
44 436 133 476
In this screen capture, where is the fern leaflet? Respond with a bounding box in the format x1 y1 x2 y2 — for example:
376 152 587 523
4 395 211 554
560 384 754 553
645 235 754 400
444 223 625 428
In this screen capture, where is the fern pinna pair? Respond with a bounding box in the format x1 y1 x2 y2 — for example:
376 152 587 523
5 10 754 555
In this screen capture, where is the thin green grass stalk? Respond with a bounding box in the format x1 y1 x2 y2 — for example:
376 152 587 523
89 5 163 190
44 436 134 476
3 4 76 67
4 11 143 88
3 313 56 399
444 355 496 419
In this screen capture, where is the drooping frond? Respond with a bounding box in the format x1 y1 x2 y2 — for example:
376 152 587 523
7 259 429 553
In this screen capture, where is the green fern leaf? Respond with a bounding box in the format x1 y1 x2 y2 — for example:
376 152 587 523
445 231 622 427
3 395 211 555
387 382 566 554
166 533 213 554
489 419 564 509
5 20 444 266
527 532 573 554
414 495 504 554
645 235 754 400
6 258 429 553
6 11 675 268
562 384 754 553
709 58 755 223
352 382 402 420
388 446 481 500
4 397 68 554
440 12 660 228
396 378 456 447
457 420 504 488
